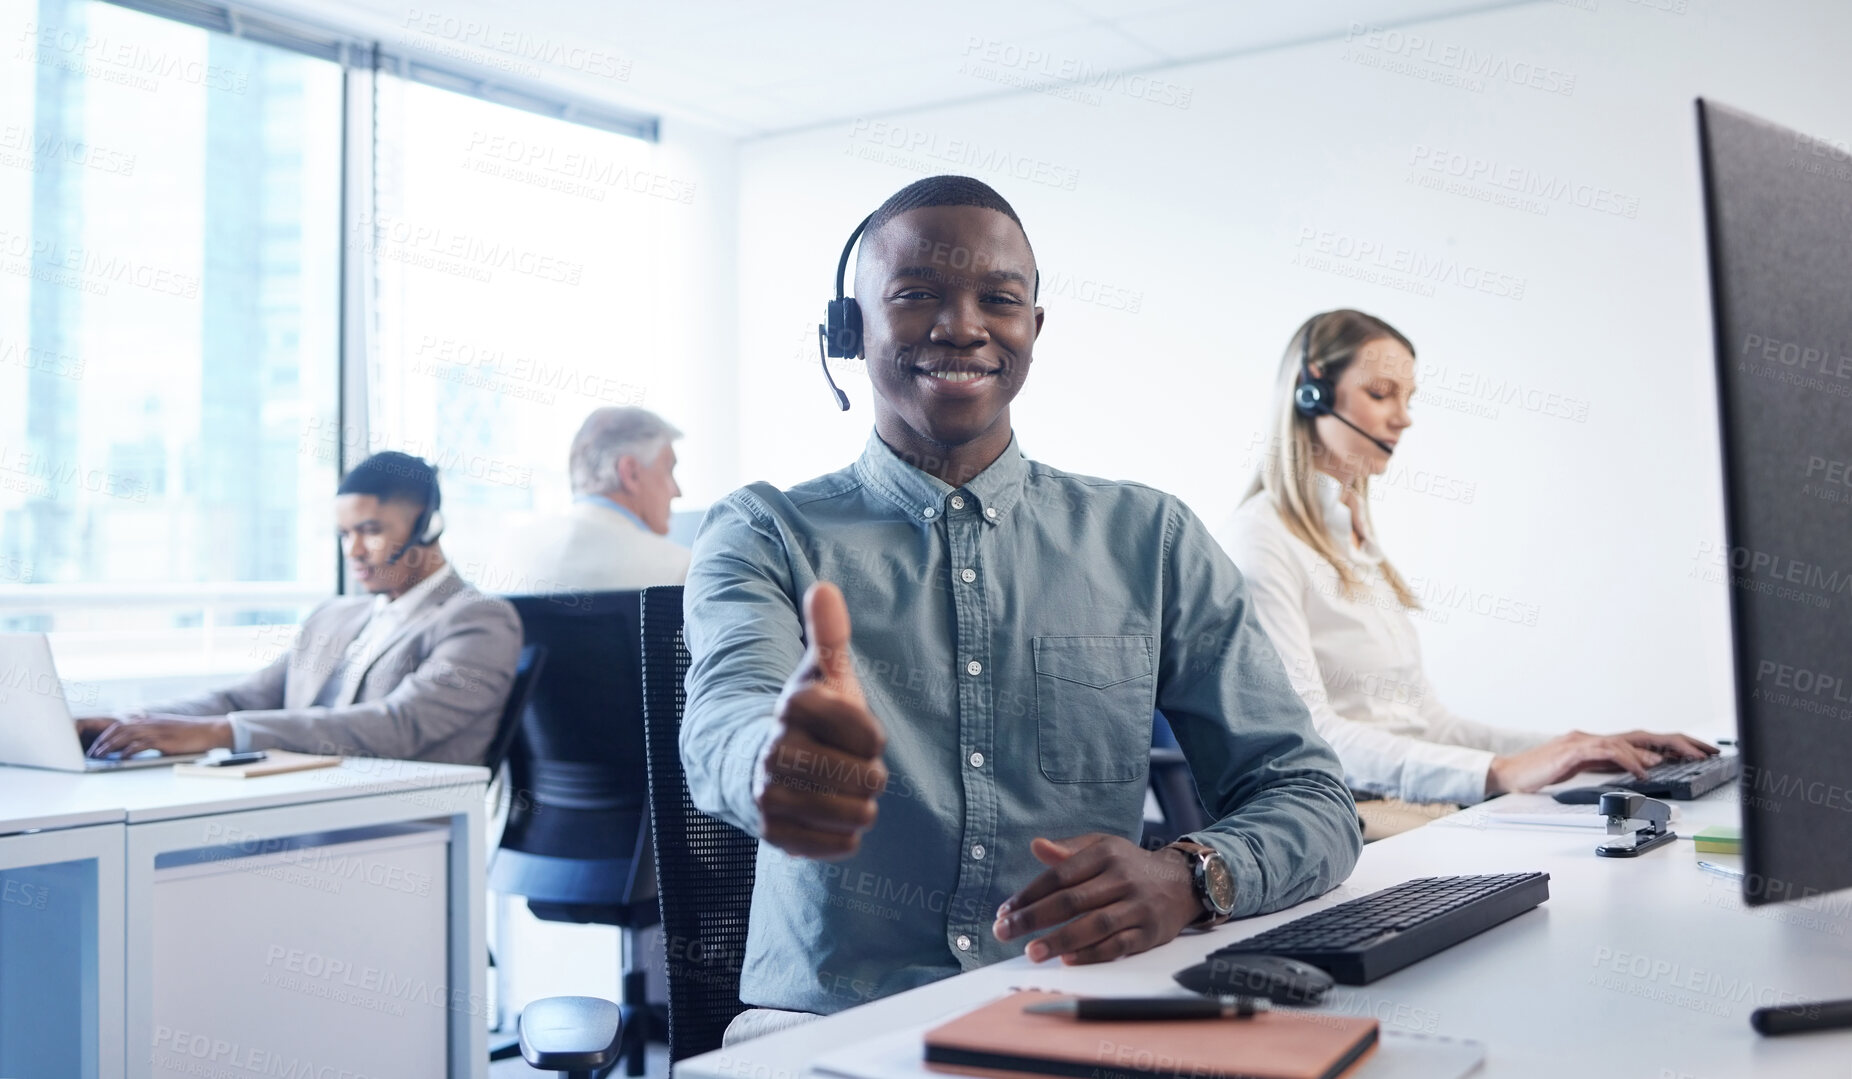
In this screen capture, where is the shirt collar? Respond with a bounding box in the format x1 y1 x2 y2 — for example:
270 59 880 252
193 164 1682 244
574 492 649 532
1312 472 1385 565
371 561 456 616
852 429 1030 527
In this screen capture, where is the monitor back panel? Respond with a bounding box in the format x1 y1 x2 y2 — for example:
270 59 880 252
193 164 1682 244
1699 99 1852 905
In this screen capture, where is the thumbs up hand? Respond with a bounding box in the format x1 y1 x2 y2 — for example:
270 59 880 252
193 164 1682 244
754 582 889 860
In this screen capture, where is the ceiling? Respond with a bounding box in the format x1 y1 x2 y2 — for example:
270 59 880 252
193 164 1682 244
291 0 1536 138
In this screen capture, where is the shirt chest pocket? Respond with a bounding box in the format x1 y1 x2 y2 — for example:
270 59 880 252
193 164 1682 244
1033 635 1156 783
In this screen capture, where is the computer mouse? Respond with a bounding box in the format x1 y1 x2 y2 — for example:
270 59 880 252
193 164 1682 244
1552 786 1633 805
1172 954 1334 1006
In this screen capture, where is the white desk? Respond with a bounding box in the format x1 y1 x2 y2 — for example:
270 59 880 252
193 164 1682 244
678 782 1852 1079
0 760 490 1079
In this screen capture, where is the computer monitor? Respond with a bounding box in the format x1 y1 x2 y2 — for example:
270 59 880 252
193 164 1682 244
1698 99 1852 908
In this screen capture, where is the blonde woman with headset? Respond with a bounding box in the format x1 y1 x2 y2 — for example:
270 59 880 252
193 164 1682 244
1218 309 1714 837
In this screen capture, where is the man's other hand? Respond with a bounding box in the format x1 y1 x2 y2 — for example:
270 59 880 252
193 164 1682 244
992 834 1204 964
754 582 888 860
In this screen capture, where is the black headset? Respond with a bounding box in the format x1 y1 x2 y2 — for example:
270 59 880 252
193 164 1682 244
816 213 875 412
385 466 445 566
816 210 1043 413
1293 313 1396 455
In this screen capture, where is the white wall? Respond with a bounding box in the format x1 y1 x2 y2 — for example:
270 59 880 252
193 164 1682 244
731 0 1852 739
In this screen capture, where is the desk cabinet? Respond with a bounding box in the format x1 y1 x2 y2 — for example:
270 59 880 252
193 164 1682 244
0 824 125 1079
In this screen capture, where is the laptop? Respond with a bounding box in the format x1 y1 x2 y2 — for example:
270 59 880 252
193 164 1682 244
0 633 207 771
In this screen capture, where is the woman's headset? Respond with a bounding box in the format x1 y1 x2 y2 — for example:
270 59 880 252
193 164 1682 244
1292 313 1395 455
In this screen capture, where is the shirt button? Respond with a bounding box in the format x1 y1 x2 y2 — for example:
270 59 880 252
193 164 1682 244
955 935 972 952
966 659 982 676
922 507 936 519
971 844 986 860
984 507 998 520
960 568 976 583
950 495 966 510
969 751 984 768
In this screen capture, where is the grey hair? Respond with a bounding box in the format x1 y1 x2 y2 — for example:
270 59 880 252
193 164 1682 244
569 407 682 495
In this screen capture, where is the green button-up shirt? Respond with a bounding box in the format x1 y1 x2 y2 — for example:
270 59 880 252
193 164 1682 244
682 432 1360 1015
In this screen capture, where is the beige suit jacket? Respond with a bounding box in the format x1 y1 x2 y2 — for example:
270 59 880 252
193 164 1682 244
151 572 521 765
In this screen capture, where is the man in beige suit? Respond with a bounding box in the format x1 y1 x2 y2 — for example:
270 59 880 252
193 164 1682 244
486 406 691 591
80 452 521 765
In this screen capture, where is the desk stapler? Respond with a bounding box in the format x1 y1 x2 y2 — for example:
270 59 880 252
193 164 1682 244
1595 791 1676 857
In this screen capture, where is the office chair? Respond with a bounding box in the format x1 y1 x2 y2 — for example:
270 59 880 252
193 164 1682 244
487 643 549 797
1144 747 1212 847
514 585 758 1072
494 592 662 1078
639 585 758 1063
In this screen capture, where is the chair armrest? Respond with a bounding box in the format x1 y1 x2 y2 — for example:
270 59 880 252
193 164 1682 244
519 995 623 1071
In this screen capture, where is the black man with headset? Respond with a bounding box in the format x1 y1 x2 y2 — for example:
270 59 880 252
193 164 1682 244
79 451 522 765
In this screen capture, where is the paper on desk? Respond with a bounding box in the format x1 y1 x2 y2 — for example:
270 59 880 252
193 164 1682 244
1431 792 1680 831
808 1020 1484 1079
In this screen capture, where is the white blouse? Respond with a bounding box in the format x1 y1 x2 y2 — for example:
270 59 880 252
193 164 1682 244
1217 475 1545 805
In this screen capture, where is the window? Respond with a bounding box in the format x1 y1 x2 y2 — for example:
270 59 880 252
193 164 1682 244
1 0 671 693
0 0 342 679
363 75 675 591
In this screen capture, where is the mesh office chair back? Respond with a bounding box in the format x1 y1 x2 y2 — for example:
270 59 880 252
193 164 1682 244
639 586 759 1063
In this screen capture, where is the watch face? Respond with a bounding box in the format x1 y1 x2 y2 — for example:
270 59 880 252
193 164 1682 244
1204 855 1236 913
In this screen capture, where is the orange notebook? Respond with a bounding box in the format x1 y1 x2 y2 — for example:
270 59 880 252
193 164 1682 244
923 991 1377 1079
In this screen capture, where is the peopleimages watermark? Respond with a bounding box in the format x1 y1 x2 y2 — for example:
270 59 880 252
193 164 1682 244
1690 539 1850 610
0 444 151 504
262 945 483 1017
0 335 87 380
1588 945 1817 1018
15 20 249 95
1407 144 1639 219
408 335 647 408
1736 332 1852 399
1802 454 1852 507
1415 360 1591 423
197 821 435 897
462 130 695 205
845 119 1081 192
1292 226 1527 301
957 36 1195 110
152 1027 383 1078
0 123 136 178
351 212 584 287
1342 23 1576 97
0 229 200 300
299 417 534 490
2 876 51 911
0 663 102 709
1789 130 1852 186
399 8 630 81
1042 269 1142 314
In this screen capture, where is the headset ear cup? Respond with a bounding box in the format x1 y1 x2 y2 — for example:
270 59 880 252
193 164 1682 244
421 509 445 546
1294 378 1333 417
843 298 863 359
825 298 861 359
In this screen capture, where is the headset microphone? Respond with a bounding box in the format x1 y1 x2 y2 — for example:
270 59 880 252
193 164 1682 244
817 213 875 412
1293 315 1396 456
384 468 445 566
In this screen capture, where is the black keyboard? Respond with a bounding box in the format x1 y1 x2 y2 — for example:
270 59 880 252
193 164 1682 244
1608 754 1739 799
1205 872 1550 985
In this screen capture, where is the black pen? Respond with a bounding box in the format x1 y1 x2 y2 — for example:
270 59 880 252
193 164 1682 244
1751 998 1852 1036
1024 996 1267 1021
